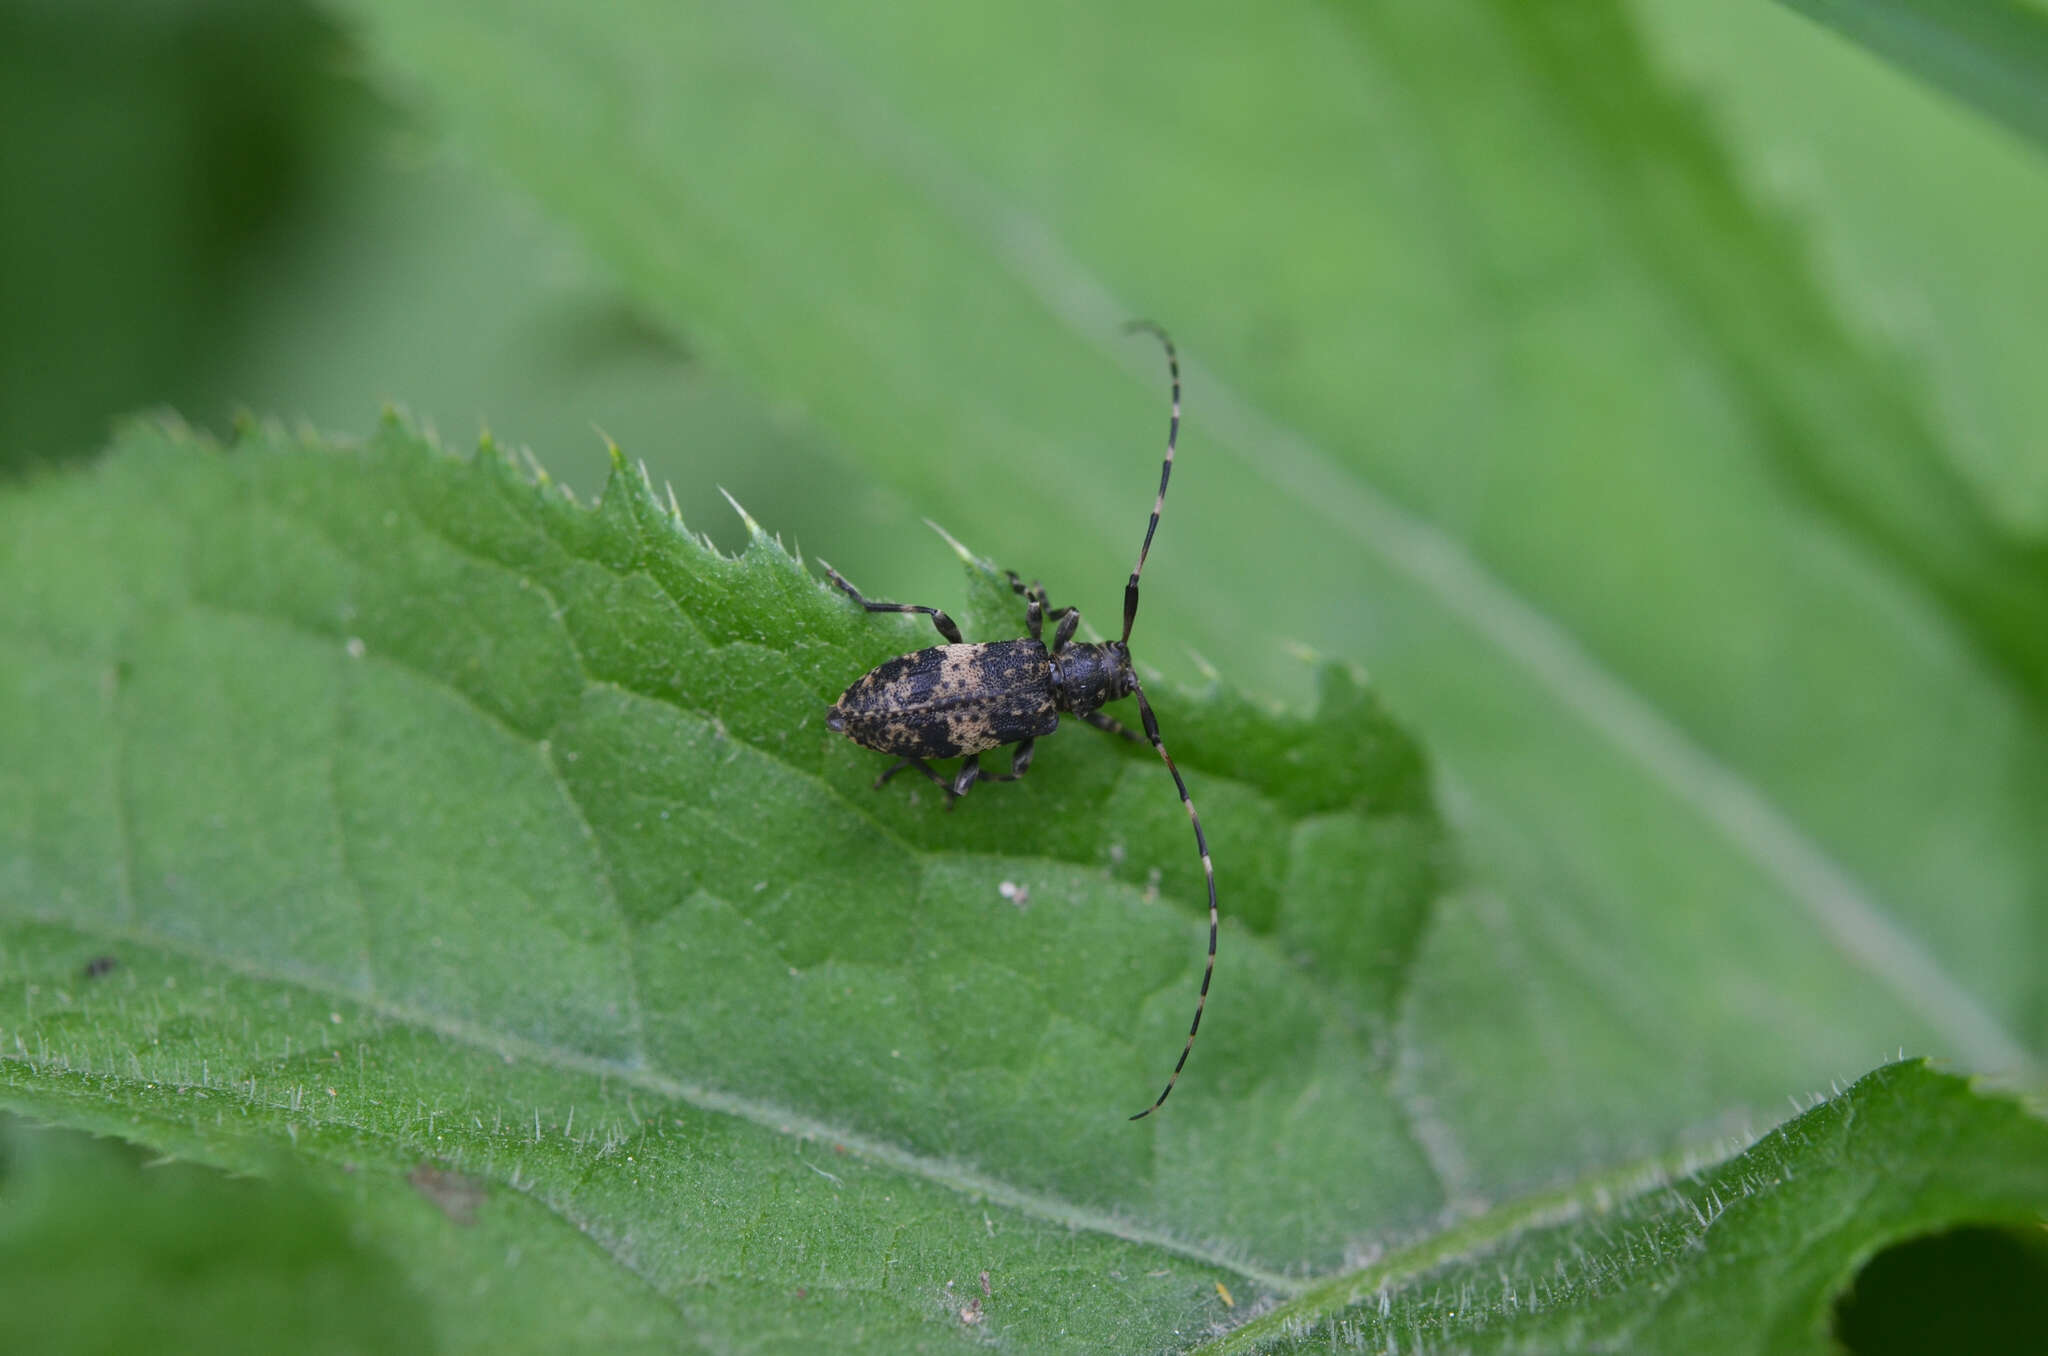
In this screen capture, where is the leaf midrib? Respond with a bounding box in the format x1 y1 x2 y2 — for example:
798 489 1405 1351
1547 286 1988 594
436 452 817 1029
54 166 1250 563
8 895 1769 1336
0 905 1304 1297
1193 1134 1735 1354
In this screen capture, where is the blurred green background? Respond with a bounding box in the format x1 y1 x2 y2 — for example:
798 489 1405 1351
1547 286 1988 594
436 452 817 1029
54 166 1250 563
0 0 926 577
8 0 2047 631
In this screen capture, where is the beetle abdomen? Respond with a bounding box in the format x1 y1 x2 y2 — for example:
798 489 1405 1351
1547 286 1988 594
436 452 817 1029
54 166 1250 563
829 639 1058 758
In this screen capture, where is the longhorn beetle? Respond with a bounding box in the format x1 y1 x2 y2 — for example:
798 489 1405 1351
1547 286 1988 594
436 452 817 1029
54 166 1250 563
820 323 1214 1120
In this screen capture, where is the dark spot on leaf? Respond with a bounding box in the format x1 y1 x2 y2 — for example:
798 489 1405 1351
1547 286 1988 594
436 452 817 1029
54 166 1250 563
407 1164 486 1226
1834 1224 2048 1354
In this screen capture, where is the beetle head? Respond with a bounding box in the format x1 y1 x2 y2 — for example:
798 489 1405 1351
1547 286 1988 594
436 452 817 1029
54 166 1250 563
1051 641 1134 717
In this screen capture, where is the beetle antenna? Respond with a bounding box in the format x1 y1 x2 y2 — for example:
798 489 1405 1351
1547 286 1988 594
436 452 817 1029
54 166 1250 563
1126 678 1216 1120
1121 321 1179 646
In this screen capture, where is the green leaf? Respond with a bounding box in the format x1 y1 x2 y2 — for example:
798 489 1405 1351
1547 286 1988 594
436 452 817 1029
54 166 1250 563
320 0 2048 1194
1764 0 2048 154
1632 0 2048 539
2 419 1445 1349
0 1115 432 1356
1207 1061 2048 1353
11 0 2048 1348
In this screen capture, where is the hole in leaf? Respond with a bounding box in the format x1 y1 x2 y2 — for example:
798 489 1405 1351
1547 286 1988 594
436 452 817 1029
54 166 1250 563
1834 1224 2048 1353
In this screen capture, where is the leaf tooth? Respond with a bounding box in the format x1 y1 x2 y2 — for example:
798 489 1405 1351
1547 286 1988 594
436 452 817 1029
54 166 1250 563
516 443 551 487
718 486 766 541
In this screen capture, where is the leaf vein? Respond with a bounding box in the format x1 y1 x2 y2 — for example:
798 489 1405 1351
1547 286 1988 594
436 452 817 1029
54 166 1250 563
1 906 1304 1295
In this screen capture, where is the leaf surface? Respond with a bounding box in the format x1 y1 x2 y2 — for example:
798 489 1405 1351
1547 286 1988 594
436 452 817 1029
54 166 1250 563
1761 0 2048 153
1206 1061 2048 1354
2 420 1444 1349
320 0 2048 1198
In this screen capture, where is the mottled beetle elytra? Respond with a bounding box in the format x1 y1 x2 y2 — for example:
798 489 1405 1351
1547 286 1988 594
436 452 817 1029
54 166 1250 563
821 323 1216 1120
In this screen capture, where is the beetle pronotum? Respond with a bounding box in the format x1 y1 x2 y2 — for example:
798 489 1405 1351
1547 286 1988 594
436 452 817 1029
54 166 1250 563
821 324 1215 1119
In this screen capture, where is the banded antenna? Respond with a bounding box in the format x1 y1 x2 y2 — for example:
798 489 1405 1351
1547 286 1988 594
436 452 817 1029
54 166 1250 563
1120 324 1216 1122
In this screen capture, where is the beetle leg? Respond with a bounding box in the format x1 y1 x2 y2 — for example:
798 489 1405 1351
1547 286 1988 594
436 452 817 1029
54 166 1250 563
1007 572 1071 644
950 754 984 800
1080 711 1142 744
821 564 964 644
874 756 958 804
965 737 1037 784
1052 608 1081 652
1003 738 1036 779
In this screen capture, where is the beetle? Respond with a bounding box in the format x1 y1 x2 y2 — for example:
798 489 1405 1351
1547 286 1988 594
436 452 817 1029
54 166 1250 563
820 323 1215 1120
